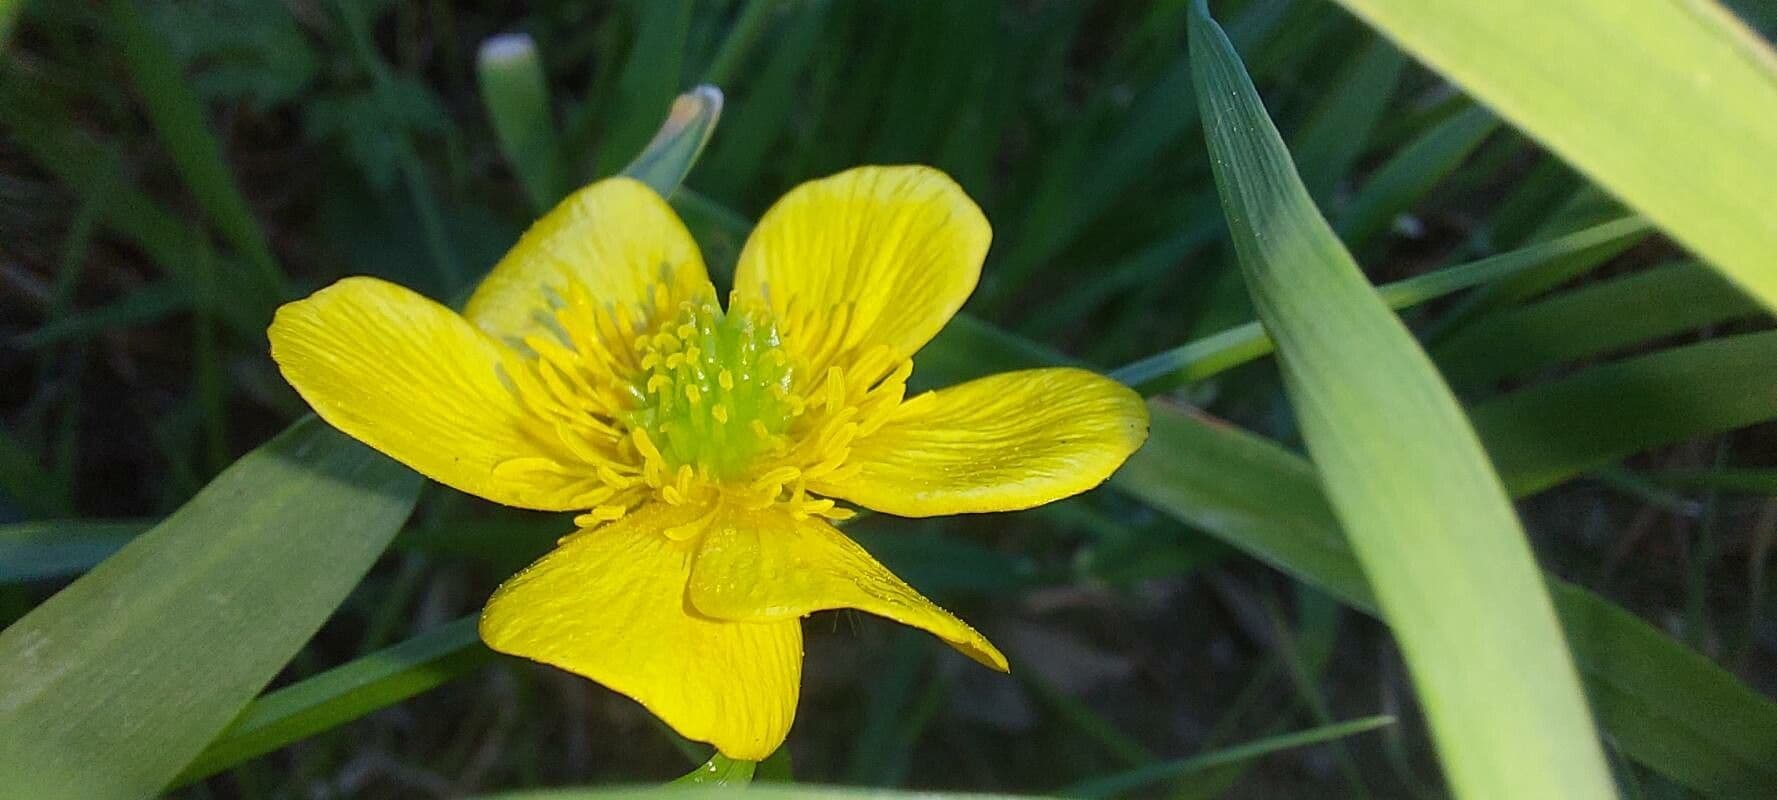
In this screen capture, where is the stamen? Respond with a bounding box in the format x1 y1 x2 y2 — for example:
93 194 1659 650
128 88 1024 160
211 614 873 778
499 281 904 535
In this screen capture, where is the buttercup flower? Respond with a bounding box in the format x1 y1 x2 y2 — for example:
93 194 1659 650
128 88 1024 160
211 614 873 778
269 166 1148 759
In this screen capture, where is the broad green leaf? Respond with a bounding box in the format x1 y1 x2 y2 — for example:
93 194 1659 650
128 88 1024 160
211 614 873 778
0 419 421 799
0 520 146 584
1187 3 1615 797
1434 261 1760 387
478 33 566 213
1059 715 1395 799
1326 0 1777 313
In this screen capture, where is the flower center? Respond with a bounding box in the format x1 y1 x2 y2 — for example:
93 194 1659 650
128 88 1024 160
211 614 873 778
620 296 799 481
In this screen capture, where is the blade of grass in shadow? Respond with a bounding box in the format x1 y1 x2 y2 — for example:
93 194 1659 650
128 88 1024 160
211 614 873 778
697 1 828 203
336 0 461 289
0 76 263 341
0 521 147 584
0 429 73 518
0 0 20 45
1476 331 1777 496
1326 0 1777 313
1335 103 1498 250
105 0 286 305
13 281 193 350
1188 3 1616 797
171 617 491 786
1435 261 1761 388
1646 469 1777 495
701 0 782 87
1290 34 1404 203
593 0 693 176
478 33 566 213
1059 715 1395 799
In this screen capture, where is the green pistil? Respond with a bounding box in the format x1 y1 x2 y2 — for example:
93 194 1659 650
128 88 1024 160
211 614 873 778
622 296 796 480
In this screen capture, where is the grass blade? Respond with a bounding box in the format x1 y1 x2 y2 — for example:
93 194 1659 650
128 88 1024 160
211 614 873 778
106 0 286 304
0 427 72 518
1290 33 1405 202
700 0 780 88
172 617 491 786
0 520 147 584
1435 261 1761 387
1646 469 1777 495
1328 0 1777 313
14 280 192 350
0 76 262 341
619 86 723 199
1476 331 1777 496
1187 3 1615 797
1059 715 1395 799
1110 215 1650 393
672 753 756 786
336 0 461 289
478 33 566 213
0 419 421 800
1335 103 1498 249
594 0 693 175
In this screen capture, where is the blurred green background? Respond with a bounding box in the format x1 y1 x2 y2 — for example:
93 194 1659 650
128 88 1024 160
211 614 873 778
4 1 1777 797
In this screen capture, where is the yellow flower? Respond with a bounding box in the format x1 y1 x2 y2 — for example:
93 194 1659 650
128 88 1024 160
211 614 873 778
268 165 1148 759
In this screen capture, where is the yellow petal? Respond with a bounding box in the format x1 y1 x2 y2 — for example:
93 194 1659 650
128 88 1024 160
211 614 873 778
464 177 711 345
269 276 592 511
480 502 802 761
731 165 990 375
815 368 1149 517
688 504 1008 672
